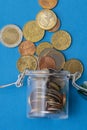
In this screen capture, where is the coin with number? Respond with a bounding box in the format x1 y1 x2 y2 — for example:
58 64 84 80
52 30 72 50
39 0 58 9
23 21 45 42
17 55 37 72
36 42 53 55
63 59 83 74
36 9 57 30
0 24 23 48
49 18 60 32
18 41 36 56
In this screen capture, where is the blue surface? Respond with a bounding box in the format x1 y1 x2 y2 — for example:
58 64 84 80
0 0 87 130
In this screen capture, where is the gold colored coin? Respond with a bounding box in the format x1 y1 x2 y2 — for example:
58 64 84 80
52 30 71 50
39 0 58 9
17 56 37 72
23 21 45 42
49 18 60 32
36 42 53 55
36 9 57 30
0 25 23 48
63 59 84 74
39 48 65 71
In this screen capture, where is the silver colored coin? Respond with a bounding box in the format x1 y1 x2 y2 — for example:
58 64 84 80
0 24 23 48
39 48 65 71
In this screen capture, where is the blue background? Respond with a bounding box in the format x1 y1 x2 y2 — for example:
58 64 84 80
0 0 87 129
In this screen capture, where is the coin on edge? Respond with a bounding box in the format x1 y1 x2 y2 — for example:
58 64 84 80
38 0 58 9
36 42 53 55
49 18 60 32
38 56 56 70
19 41 36 56
36 9 57 30
23 21 45 42
63 59 84 74
0 24 23 48
17 55 37 72
52 30 72 50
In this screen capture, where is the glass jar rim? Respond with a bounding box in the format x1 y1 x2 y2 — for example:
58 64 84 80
26 69 70 78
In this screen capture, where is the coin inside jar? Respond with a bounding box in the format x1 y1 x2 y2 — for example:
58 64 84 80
0 24 23 48
17 55 37 72
38 56 56 70
47 81 60 91
39 0 58 9
36 9 57 30
18 41 36 56
23 21 45 42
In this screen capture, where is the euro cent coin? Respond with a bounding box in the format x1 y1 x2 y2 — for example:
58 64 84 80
36 42 53 55
0 24 23 48
38 56 56 70
18 41 36 56
36 9 57 30
49 18 60 32
52 30 72 50
23 21 45 42
39 48 65 71
63 59 84 74
17 55 37 72
38 0 58 9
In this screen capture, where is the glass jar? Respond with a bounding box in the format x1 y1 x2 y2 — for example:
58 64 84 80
27 70 69 119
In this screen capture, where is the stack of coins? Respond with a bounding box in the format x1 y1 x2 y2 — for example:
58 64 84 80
28 72 66 115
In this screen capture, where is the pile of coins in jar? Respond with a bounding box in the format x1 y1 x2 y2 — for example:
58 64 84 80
0 0 84 116
28 70 68 116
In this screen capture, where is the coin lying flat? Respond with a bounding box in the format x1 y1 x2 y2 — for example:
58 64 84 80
23 21 45 42
63 59 83 74
38 56 56 70
36 9 57 30
36 42 53 55
18 41 36 56
39 48 65 71
0 24 23 48
49 18 60 32
17 55 37 72
39 0 58 9
52 30 71 50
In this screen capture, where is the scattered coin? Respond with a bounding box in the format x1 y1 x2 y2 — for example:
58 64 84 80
36 42 53 55
23 21 45 42
17 55 37 72
18 41 36 56
52 30 72 50
0 24 23 48
36 9 57 30
39 48 65 71
63 59 83 74
39 0 58 9
38 56 56 70
49 18 60 32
